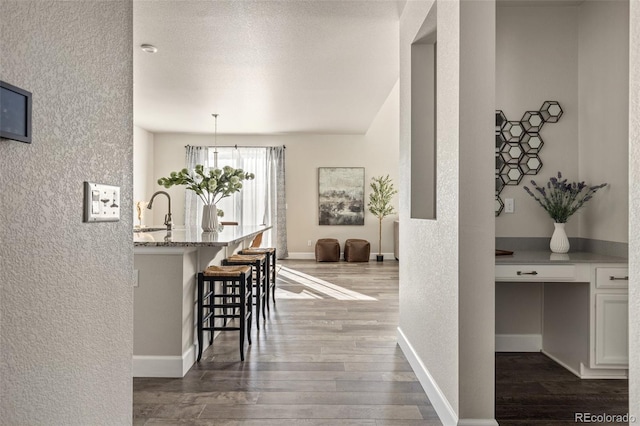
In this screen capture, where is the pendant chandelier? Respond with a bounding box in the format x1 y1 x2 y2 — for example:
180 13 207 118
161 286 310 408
212 113 219 168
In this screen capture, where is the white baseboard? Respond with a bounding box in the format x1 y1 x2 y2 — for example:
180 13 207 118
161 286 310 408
286 252 316 260
397 327 498 426
541 350 582 378
458 420 500 426
286 252 396 261
397 327 458 426
182 345 196 376
495 334 542 352
133 345 196 378
579 363 628 379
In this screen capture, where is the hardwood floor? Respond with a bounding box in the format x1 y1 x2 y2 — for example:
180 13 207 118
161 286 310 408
496 353 629 426
133 259 442 425
133 259 631 425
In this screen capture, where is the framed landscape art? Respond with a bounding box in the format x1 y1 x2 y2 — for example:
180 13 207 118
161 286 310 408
318 167 365 226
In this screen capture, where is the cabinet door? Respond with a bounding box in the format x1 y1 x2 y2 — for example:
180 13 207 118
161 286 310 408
595 294 629 366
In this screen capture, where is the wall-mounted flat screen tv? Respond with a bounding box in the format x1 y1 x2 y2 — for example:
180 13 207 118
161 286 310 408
1 80 32 144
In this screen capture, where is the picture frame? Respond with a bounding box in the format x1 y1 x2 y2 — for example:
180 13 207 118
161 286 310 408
318 167 365 226
0 80 32 144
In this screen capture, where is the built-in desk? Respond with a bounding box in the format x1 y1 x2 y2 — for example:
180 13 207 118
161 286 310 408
133 225 271 378
496 251 628 379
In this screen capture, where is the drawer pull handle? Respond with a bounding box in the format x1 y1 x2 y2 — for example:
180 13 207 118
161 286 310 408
609 276 629 281
517 271 538 276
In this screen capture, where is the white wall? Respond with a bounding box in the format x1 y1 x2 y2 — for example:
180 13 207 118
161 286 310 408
133 125 155 226
578 0 629 243
0 1 133 424
458 1 496 420
398 1 496 424
495 5 580 238
148 82 400 257
496 2 629 245
628 0 640 419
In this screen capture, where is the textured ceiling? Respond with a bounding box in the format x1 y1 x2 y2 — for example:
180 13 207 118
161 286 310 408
133 1 404 135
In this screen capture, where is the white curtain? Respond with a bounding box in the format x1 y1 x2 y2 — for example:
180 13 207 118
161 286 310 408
184 146 208 228
184 145 288 257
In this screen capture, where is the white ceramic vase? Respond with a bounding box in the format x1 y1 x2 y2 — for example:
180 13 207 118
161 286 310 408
550 222 570 254
201 204 219 232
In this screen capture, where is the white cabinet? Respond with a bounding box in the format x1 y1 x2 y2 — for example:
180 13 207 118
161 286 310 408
496 259 629 378
594 294 629 366
592 265 629 369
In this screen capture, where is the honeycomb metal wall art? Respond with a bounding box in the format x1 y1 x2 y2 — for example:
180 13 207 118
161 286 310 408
495 101 563 216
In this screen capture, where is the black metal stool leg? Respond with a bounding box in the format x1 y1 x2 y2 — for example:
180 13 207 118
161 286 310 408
272 250 277 305
246 270 252 345
239 272 246 361
197 273 204 362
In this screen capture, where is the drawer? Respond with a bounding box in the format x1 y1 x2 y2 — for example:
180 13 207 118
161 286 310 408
595 267 629 289
496 264 576 281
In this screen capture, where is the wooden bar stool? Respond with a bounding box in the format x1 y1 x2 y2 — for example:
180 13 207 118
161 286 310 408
223 254 267 326
240 247 277 308
197 265 253 362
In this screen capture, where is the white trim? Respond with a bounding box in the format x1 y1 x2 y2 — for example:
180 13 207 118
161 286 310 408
541 350 582 378
397 327 458 426
541 351 627 379
182 345 196 376
579 362 628 380
132 346 196 378
286 252 316 260
495 334 542 352
458 420 499 426
285 252 396 261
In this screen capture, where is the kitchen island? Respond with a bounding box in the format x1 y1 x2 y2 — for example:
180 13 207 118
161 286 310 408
133 225 270 377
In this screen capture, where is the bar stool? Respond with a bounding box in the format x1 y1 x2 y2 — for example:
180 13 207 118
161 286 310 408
197 265 253 362
223 254 267 326
240 247 277 308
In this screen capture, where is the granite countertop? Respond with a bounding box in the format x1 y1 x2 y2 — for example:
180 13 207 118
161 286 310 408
495 250 628 264
133 225 270 247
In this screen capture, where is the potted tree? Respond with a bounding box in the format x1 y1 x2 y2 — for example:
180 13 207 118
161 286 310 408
367 175 397 261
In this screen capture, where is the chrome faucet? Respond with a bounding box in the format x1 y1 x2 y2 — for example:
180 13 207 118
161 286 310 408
147 191 172 231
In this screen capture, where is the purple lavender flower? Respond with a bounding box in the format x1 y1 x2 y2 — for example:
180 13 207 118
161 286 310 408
522 171 607 223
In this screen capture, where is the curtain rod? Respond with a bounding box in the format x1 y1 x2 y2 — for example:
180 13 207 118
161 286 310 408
184 144 286 149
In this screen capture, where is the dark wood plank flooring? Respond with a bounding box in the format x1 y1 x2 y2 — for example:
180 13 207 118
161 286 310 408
496 352 629 425
133 259 442 425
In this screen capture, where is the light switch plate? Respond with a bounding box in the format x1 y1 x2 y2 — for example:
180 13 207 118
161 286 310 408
504 198 515 213
83 182 120 222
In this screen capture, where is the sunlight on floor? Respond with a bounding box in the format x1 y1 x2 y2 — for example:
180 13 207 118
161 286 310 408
276 266 378 301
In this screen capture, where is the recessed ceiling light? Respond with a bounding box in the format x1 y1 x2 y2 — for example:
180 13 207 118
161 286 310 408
140 44 158 54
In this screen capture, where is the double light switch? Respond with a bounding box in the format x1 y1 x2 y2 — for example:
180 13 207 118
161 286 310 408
83 181 120 222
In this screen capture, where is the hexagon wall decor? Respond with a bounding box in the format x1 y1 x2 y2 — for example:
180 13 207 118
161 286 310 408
500 141 524 164
496 155 505 175
495 195 504 216
539 100 563 123
496 133 506 153
502 163 524 185
496 174 505 194
501 121 525 142
520 153 543 175
496 110 507 132
521 111 545 133
521 133 544 154
494 101 562 216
